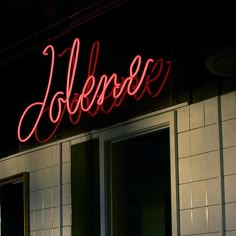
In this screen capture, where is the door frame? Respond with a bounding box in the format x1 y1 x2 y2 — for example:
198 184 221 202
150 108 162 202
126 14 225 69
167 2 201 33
100 110 179 236
70 103 185 236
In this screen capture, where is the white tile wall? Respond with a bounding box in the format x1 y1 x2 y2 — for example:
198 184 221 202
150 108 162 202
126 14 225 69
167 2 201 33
222 92 236 236
1 90 236 236
0 143 72 236
178 91 236 236
190 102 205 129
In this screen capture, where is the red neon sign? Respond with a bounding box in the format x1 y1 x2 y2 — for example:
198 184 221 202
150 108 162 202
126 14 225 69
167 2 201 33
17 38 172 143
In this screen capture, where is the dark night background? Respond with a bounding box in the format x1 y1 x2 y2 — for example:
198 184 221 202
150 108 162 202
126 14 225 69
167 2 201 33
0 0 236 158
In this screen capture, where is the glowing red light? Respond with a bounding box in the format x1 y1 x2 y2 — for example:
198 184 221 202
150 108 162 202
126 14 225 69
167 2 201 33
17 38 172 143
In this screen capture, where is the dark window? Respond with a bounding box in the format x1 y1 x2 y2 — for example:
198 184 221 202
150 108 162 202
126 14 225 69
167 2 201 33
0 172 29 236
71 139 100 236
106 128 172 236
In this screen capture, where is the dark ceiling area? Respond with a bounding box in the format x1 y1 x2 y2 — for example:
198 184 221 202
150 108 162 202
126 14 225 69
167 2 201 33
0 0 236 157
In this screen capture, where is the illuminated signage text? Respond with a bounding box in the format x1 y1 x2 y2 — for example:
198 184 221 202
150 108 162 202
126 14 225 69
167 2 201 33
17 38 171 143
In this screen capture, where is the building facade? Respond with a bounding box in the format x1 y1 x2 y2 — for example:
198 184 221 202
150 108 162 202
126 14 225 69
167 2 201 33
1 1 236 236
1 91 236 235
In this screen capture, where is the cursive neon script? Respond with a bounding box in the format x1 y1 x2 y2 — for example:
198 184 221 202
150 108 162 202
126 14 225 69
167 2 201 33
17 38 172 143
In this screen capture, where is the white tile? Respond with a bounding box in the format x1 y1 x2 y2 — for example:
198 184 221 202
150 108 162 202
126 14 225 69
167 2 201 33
52 145 60 166
191 127 206 155
192 181 207 207
207 151 220 178
63 226 71 236
30 212 36 231
190 102 205 129
221 91 236 121
43 188 52 208
42 168 51 188
51 165 59 187
177 106 190 132
52 207 60 228
191 154 206 181
44 229 53 236
208 205 221 232
34 149 44 170
30 191 36 211
18 154 30 173
62 141 71 163
42 147 53 168
30 171 41 191
0 160 5 179
35 190 44 210
29 152 36 171
227 231 236 236
180 209 193 235
178 131 191 158
207 178 221 205
35 231 44 236
205 97 218 125
179 157 192 184
224 146 236 175
192 207 208 234
63 162 71 184
53 228 60 236
225 175 236 203
63 183 71 205
225 203 236 231
5 158 18 176
63 205 72 226
205 124 219 151
222 119 236 148
35 210 44 230
43 208 53 229
179 183 192 209
52 186 60 207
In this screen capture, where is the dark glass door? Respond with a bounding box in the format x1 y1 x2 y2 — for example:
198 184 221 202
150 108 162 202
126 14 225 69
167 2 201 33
107 128 172 236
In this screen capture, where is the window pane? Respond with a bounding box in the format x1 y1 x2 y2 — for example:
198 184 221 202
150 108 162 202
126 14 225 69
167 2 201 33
71 139 100 236
107 128 171 236
0 172 29 236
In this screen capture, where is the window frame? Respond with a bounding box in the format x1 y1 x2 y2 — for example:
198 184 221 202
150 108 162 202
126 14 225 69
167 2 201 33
0 172 29 236
70 106 182 236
